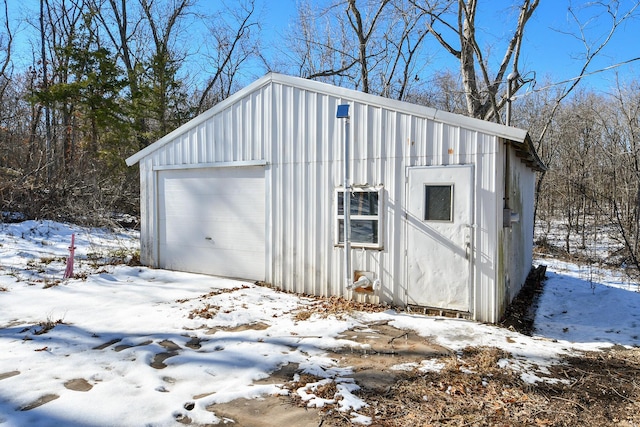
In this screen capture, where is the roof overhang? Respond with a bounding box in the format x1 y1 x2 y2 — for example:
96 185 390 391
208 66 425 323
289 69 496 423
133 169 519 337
508 134 547 172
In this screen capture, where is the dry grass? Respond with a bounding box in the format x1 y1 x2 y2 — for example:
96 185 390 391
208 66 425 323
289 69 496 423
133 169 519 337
304 346 640 427
177 285 251 304
293 295 389 320
278 282 640 426
199 274 640 426
181 285 252 319
20 318 65 336
187 303 220 319
293 310 313 321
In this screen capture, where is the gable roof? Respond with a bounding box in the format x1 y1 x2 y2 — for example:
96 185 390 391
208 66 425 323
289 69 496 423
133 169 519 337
126 73 545 171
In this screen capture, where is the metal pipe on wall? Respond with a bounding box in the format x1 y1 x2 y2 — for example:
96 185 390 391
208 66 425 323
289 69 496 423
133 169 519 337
337 104 352 289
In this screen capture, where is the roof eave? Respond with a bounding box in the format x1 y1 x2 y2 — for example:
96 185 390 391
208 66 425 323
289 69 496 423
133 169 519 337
509 134 547 172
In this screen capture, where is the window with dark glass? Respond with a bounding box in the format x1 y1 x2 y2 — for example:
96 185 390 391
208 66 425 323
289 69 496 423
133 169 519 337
336 189 382 248
424 185 453 221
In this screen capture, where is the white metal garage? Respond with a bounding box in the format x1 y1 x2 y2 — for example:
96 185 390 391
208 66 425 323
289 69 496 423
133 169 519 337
157 166 265 280
126 73 545 323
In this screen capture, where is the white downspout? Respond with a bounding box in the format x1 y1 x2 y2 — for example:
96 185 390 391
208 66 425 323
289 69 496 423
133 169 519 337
344 115 352 289
337 104 352 290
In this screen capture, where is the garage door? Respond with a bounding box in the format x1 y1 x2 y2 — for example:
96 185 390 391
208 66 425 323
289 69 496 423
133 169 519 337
157 166 265 280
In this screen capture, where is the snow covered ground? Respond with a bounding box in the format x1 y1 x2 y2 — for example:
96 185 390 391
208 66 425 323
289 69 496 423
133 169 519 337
0 220 639 426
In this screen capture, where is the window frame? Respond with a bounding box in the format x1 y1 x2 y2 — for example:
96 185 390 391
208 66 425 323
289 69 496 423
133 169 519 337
335 185 384 249
423 183 454 222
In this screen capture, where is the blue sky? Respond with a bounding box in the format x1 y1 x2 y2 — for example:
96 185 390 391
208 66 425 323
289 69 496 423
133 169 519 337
520 0 639 91
6 0 638 94
261 0 639 93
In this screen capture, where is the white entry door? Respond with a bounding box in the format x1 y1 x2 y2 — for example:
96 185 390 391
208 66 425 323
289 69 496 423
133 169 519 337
406 165 473 312
157 166 266 280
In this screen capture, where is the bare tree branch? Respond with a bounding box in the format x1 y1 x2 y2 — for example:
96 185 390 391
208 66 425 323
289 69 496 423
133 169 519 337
413 0 539 121
196 0 259 113
535 1 639 145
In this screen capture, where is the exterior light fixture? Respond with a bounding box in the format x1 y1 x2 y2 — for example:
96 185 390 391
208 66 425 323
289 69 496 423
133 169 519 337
336 104 350 119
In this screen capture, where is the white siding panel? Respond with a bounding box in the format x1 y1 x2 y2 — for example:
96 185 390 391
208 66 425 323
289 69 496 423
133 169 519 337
474 133 500 322
507 147 536 304
264 87 491 305
138 158 156 267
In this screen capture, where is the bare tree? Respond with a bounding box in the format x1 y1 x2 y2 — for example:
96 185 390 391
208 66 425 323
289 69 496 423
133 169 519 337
344 0 390 93
196 0 261 113
275 1 356 87
533 1 640 147
280 0 432 100
139 0 193 135
525 1 639 232
406 69 468 113
0 0 12 101
511 79 564 227
34 0 89 174
96 0 195 147
410 0 539 122
0 0 17 174
594 78 640 271
528 76 640 276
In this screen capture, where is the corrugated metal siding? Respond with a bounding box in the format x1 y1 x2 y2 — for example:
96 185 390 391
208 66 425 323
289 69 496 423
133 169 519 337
520 165 536 281
494 143 536 323
507 147 536 301
150 90 270 166
134 76 528 322
473 133 500 323
139 158 156 267
262 81 503 314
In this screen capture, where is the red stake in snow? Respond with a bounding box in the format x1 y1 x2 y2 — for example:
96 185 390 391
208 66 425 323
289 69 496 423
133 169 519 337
64 233 75 279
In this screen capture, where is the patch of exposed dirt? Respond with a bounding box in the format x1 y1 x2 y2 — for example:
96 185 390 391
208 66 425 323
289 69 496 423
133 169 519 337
159 339 181 351
220 322 270 332
499 265 546 335
204 322 270 335
327 322 450 393
0 370 20 381
185 336 203 349
208 396 323 427
64 378 93 392
150 352 176 369
92 338 122 350
114 339 153 352
149 340 183 369
20 394 59 411
206 322 450 426
254 363 300 385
